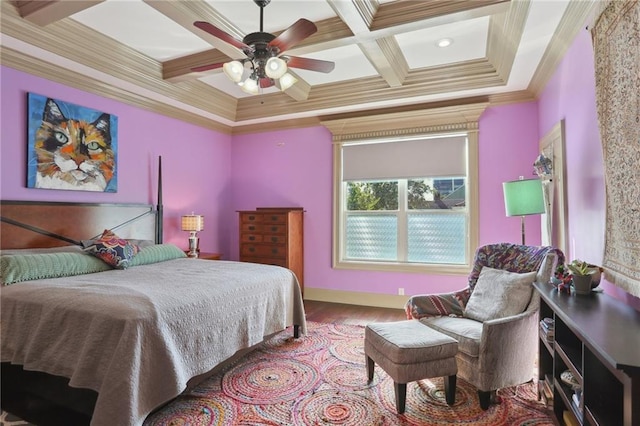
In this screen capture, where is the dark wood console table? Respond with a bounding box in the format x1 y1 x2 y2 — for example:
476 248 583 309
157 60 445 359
534 282 639 425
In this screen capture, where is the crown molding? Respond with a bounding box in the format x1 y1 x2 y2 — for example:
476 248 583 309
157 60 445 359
0 46 232 134
321 101 489 140
528 0 598 96
1 1 237 121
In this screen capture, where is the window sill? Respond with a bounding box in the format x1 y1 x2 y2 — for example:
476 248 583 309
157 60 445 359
333 259 471 275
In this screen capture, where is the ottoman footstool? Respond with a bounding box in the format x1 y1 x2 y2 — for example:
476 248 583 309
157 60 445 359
365 320 458 414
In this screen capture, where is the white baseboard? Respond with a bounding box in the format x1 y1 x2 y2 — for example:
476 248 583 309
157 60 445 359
304 288 409 310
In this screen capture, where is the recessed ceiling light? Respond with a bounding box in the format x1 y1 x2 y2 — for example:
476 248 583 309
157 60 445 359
437 38 453 48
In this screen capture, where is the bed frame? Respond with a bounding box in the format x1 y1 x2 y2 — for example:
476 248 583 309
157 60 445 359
0 158 164 424
0 200 163 425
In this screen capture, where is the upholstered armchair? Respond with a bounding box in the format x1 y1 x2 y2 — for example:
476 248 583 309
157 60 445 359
405 243 564 409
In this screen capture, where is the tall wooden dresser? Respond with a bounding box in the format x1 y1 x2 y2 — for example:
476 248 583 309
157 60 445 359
238 207 304 293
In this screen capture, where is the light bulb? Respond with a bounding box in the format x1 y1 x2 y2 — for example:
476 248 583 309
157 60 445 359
223 61 244 83
279 73 298 91
265 57 287 79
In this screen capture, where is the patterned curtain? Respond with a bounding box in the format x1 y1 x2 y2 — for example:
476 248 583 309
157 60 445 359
591 0 640 298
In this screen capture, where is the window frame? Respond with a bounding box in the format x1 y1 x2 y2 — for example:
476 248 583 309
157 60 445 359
323 103 486 274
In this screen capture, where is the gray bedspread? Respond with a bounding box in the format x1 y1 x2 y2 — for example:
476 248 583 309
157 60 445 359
1 259 306 426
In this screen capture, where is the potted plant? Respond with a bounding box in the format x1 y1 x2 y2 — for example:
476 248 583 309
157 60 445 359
566 259 600 295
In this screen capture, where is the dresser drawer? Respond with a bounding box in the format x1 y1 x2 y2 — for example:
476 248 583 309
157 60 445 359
262 234 286 244
242 257 288 268
241 244 287 258
241 213 263 223
262 224 287 234
241 223 263 233
241 233 263 243
262 213 287 224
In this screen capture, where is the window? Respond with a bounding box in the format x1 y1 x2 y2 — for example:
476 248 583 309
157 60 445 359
324 103 484 274
345 177 467 264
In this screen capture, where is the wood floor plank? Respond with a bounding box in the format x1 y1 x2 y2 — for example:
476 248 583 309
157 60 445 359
304 300 407 326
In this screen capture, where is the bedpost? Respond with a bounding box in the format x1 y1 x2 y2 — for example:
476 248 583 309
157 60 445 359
156 156 163 244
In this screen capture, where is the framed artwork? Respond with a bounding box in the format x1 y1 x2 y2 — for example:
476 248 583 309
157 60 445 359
536 119 568 256
27 93 118 192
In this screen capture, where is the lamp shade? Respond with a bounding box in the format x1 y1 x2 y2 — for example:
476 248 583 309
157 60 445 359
241 77 259 94
223 61 244 83
279 72 298 91
503 178 545 216
181 214 204 232
265 57 287 79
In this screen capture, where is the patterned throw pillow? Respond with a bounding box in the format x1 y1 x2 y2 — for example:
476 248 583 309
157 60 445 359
85 229 140 269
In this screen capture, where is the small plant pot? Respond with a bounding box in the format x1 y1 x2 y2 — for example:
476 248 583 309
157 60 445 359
572 274 593 295
589 266 602 289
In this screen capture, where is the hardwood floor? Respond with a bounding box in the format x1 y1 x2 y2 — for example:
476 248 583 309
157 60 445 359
304 300 407 325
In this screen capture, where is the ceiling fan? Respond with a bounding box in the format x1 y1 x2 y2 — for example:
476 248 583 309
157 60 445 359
193 0 335 94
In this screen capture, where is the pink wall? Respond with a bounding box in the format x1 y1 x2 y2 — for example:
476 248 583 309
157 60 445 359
0 67 233 255
230 103 543 297
537 29 640 309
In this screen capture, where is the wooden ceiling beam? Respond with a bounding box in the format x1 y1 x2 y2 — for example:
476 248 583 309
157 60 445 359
12 0 103 26
371 0 510 31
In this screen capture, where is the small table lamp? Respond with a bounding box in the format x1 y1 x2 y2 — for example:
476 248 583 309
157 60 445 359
181 213 204 258
503 177 545 245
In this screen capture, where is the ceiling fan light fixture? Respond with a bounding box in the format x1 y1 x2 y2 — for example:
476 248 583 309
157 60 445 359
279 72 298 91
223 61 244 82
265 57 287 79
193 2 333 97
241 77 260 94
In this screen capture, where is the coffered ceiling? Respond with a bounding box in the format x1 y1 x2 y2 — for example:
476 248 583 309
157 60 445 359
1 0 596 133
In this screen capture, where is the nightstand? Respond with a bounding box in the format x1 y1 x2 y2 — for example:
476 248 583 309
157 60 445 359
185 252 221 260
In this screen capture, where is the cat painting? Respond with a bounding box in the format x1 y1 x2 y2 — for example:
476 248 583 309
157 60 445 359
27 93 118 192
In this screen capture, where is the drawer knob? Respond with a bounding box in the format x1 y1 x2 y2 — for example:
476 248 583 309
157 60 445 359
271 226 277 232
249 247 255 253
249 226 255 231
271 237 278 243
271 216 278 221
272 248 278 254
249 236 255 241
249 215 255 220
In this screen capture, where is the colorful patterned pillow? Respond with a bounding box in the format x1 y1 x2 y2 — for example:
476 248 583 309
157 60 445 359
85 229 140 269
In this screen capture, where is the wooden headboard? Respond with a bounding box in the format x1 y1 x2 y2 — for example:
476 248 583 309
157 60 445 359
0 201 160 250
0 157 163 250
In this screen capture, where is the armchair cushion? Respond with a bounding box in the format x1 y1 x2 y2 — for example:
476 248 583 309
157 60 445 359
463 267 537 322
420 316 483 357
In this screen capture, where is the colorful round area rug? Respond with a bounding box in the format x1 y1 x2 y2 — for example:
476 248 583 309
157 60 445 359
144 322 554 426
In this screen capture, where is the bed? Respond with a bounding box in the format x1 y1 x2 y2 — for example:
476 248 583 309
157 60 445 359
0 200 306 426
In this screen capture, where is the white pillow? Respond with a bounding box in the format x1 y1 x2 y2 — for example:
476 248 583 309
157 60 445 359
464 267 537 322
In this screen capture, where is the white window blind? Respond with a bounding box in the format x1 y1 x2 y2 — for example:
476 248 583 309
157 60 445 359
342 135 467 181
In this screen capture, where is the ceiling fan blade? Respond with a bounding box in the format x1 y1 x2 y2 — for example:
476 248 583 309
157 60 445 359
194 21 249 50
286 56 335 73
260 77 275 88
191 62 224 73
269 19 317 52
